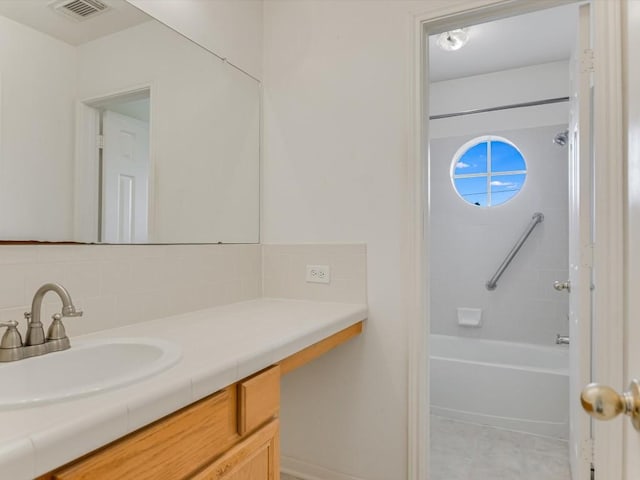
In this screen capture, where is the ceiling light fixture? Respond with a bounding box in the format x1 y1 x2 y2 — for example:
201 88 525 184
437 29 469 52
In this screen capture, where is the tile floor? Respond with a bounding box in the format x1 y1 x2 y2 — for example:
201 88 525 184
430 415 571 480
281 417 569 480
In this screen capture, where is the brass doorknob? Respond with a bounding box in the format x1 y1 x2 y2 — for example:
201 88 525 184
553 280 571 292
581 380 640 430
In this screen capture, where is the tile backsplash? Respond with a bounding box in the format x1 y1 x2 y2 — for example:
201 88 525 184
0 243 367 337
0 244 261 337
262 244 367 304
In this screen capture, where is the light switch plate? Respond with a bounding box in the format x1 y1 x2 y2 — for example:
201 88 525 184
306 265 330 284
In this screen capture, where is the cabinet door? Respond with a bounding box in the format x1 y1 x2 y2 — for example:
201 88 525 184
193 420 279 480
46 387 239 480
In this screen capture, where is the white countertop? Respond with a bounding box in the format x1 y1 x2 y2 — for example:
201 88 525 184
0 298 367 479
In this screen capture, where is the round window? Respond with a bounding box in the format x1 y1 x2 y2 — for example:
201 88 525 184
450 136 527 207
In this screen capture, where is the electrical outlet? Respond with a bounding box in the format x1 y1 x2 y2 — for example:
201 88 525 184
306 265 330 284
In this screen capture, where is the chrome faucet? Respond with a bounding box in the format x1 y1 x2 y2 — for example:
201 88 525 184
0 283 83 362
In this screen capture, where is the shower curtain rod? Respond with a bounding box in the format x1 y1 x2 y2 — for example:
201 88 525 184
429 96 570 120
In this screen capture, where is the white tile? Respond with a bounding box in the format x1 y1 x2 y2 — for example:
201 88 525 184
61 262 102 300
262 244 367 304
237 345 277 379
31 405 128 475
126 378 192 432
242 275 263 300
22 263 68 305
523 451 571 480
531 435 569 459
99 259 134 296
429 416 570 480
430 417 482 461
475 427 535 457
0 438 35 480
191 361 238 402
0 244 258 338
0 264 27 308
430 126 569 345
63 295 116 336
429 453 471 480
114 292 147 327
143 290 172 322
36 245 95 264
467 458 525 480
0 246 37 265
131 245 168 259
0 306 28 324
129 257 167 293
330 253 367 280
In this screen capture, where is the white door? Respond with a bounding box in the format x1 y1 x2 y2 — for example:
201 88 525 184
568 4 593 480
101 110 150 243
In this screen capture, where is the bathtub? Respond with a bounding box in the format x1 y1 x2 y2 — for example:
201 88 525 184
430 334 569 439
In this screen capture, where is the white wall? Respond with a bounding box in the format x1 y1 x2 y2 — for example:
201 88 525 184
430 124 569 345
0 15 76 241
77 21 260 243
126 0 263 80
261 1 508 479
429 61 571 138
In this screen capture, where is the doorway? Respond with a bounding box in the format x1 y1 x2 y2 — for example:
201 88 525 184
428 5 577 478
410 1 625 479
74 88 151 244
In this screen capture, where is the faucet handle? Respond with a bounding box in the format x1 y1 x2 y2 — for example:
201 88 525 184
47 313 67 341
0 320 23 349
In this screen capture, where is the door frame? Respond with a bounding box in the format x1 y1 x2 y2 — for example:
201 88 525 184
74 84 154 243
623 0 640 475
407 1 624 479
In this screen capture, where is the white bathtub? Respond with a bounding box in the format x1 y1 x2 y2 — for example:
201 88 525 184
430 334 569 439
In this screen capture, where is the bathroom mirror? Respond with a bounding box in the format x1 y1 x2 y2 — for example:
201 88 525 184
0 0 259 244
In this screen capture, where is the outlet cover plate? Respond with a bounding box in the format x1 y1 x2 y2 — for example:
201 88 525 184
306 265 330 284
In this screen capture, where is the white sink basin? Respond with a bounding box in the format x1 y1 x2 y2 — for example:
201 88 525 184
0 338 182 409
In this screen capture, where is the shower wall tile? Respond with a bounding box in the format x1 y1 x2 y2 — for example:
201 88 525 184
0 244 262 337
429 124 570 345
262 244 367 304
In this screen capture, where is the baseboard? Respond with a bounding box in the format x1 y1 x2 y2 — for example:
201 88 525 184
281 455 366 480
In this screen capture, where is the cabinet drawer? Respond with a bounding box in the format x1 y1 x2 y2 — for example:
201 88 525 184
237 366 280 435
192 419 279 480
50 386 239 480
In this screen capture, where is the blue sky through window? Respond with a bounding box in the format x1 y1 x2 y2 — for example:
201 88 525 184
454 142 487 175
451 137 526 207
491 141 526 172
453 177 488 206
490 173 526 205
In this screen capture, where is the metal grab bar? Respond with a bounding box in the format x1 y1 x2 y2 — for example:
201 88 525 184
486 212 544 291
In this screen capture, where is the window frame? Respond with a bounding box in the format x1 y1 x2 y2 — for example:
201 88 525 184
450 135 527 207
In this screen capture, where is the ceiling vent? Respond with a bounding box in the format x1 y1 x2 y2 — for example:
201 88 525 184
51 0 110 21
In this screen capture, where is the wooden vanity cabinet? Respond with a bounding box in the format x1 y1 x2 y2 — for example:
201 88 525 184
39 322 363 480
191 420 279 480
41 366 281 480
